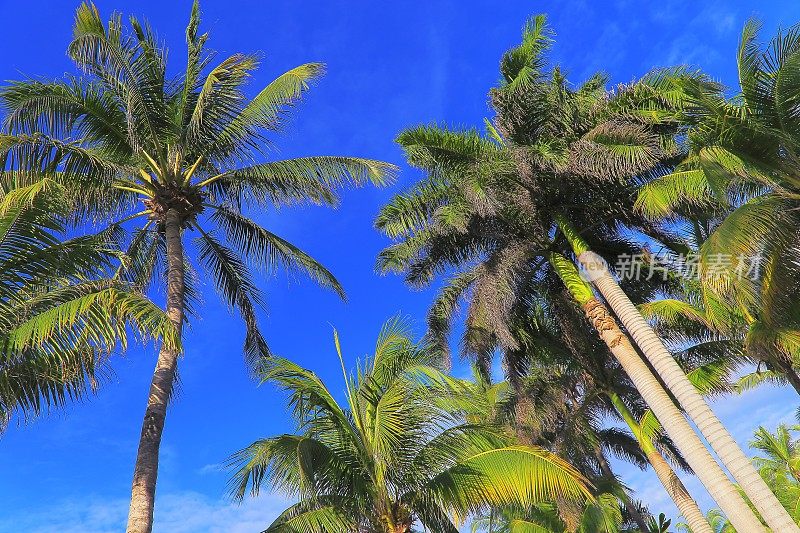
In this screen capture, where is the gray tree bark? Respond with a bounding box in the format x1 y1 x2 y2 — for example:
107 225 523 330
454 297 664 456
126 209 185 533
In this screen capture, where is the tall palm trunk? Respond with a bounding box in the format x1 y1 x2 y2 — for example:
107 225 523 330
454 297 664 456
595 450 649 532
548 253 765 532
127 209 185 533
579 251 798 533
608 392 712 533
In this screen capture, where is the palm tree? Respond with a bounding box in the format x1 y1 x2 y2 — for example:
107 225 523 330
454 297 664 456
639 273 790 393
520 368 655 532
502 15 796 528
228 317 592 532
376 15 766 531
633 19 800 327
0 3 395 531
509 298 711 533
459 365 653 532
573 240 795 532
750 424 800 524
622 23 800 529
0 177 175 429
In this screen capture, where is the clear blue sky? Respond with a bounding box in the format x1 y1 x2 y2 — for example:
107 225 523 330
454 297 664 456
0 1 799 531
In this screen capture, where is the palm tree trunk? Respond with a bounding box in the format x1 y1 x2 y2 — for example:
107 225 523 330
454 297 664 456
548 253 765 531
581 298 762 532
608 392 712 533
773 356 800 396
579 251 798 533
127 209 185 533
595 449 650 532
647 450 710 533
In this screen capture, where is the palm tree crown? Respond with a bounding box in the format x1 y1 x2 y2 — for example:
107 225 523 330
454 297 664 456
0 1 395 364
229 317 592 533
375 14 681 383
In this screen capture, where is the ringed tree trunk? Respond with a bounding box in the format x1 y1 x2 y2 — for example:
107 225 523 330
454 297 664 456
608 392 712 533
127 209 186 533
595 449 650 533
548 253 766 532
578 250 798 533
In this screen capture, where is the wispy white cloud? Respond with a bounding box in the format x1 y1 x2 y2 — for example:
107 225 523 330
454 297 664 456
0 490 290 533
197 462 226 475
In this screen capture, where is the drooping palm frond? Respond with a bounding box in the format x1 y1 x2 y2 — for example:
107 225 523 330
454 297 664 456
228 320 592 532
0 1 397 368
0 180 175 428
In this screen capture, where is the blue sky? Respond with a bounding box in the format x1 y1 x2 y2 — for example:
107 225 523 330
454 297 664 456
1 1 799 531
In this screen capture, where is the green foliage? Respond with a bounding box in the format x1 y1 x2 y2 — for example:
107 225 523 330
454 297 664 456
678 423 800 531
635 18 800 374
471 494 625 533
0 0 396 371
376 12 689 390
0 179 175 429
228 318 592 532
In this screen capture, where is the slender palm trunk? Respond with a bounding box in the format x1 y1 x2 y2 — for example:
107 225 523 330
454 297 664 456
608 392 712 533
596 450 650 532
579 251 798 533
647 450 710 532
577 297 762 532
548 252 763 530
127 209 185 533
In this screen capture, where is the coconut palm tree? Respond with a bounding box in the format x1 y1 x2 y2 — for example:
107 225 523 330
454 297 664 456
0 177 175 429
750 424 800 524
0 3 395 531
376 15 768 531
229 317 592 533
634 18 800 397
494 14 794 528
572 238 796 532
606 394 709 533
633 19 800 321
618 23 800 529
752 424 800 483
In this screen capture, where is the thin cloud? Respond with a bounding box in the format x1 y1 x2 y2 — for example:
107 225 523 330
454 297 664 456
1 491 290 533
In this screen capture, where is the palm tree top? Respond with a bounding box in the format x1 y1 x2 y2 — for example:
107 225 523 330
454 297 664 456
228 317 592 532
374 14 690 372
0 0 397 367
